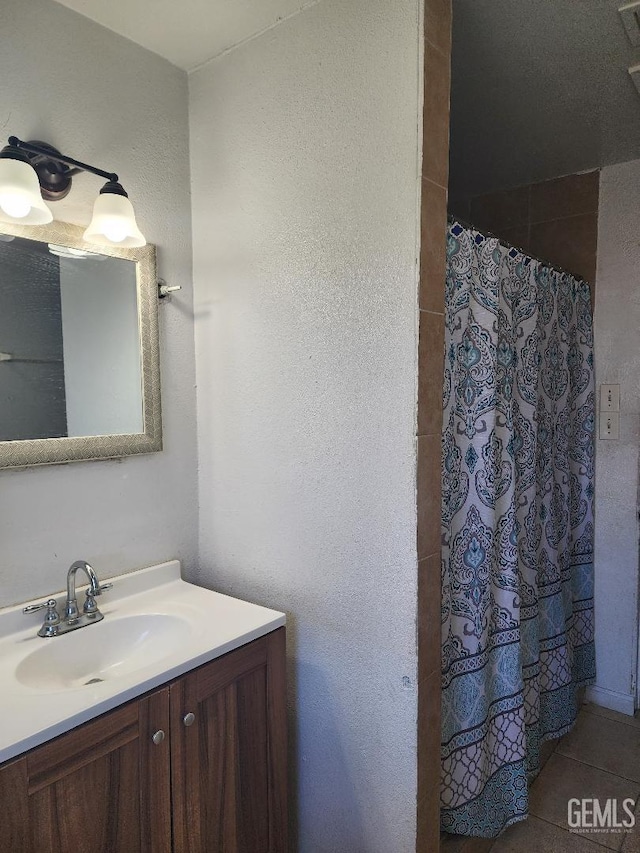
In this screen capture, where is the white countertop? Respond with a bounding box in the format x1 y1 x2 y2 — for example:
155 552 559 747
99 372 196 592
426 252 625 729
0 560 285 763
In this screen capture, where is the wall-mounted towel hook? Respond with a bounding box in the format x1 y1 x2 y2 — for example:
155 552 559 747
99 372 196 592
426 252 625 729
158 279 181 299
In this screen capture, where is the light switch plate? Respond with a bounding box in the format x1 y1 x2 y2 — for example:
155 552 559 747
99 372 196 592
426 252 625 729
600 383 620 412
599 411 620 440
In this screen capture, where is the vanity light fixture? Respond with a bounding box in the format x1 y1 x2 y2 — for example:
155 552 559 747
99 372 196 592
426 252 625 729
0 136 145 247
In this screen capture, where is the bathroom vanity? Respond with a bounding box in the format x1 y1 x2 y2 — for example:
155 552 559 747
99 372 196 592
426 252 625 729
0 561 287 852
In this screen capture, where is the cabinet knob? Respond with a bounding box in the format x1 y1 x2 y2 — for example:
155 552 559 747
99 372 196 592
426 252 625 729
183 712 195 727
152 729 165 745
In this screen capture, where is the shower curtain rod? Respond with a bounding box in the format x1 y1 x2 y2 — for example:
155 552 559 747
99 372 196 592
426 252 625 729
447 213 587 283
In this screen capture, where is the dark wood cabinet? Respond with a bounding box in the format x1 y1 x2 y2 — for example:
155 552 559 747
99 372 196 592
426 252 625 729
0 686 171 853
0 628 287 853
171 626 287 853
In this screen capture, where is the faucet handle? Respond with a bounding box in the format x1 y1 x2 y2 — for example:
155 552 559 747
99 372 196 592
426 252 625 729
24 598 58 614
23 599 60 637
82 582 112 617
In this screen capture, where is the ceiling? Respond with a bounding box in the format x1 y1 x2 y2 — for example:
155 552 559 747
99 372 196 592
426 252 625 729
449 0 640 196
54 0 640 191
53 0 315 71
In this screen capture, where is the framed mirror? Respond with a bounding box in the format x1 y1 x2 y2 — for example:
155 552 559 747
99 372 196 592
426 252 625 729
0 219 161 468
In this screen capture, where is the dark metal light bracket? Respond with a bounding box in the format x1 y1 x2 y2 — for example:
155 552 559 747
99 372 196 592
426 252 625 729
4 137 120 202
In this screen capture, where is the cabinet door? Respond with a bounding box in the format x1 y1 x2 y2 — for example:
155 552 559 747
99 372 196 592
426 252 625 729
0 688 171 853
170 628 287 853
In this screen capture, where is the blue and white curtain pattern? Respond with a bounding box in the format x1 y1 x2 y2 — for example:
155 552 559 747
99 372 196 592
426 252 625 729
441 220 596 838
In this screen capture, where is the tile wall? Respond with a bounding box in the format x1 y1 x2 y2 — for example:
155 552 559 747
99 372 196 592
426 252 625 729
453 171 599 302
417 0 451 849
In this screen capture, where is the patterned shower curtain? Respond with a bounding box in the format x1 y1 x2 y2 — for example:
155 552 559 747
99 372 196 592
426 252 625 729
440 219 596 838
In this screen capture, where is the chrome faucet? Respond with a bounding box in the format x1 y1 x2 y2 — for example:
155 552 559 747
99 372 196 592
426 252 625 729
66 560 103 623
24 559 113 638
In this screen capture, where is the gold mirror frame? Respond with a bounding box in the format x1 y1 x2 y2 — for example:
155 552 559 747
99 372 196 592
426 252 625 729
0 219 162 469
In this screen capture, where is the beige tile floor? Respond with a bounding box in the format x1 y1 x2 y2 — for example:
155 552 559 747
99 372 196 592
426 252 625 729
442 703 640 853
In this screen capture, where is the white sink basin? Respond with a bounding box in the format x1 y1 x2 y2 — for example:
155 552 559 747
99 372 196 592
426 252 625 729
15 613 191 691
0 559 286 763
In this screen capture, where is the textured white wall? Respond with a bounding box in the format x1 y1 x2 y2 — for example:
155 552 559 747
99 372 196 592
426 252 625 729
189 0 421 850
591 161 640 713
0 0 198 605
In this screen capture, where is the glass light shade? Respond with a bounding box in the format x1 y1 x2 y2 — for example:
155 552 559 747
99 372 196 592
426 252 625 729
0 158 53 224
83 191 145 248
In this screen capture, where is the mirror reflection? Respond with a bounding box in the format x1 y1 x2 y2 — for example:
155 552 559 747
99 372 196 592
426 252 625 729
0 234 143 442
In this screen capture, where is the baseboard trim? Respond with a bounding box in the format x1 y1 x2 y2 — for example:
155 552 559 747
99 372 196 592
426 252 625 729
585 685 636 716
